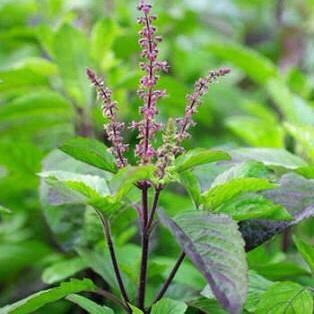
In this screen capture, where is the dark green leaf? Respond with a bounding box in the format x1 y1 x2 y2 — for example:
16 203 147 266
60 137 117 173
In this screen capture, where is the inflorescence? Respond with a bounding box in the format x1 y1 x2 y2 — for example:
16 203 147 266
87 0 230 178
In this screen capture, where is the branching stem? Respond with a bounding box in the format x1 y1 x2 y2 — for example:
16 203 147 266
95 210 131 313
152 251 186 304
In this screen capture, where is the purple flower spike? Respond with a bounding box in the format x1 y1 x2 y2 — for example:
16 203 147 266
176 68 231 143
86 68 128 168
133 0 168 164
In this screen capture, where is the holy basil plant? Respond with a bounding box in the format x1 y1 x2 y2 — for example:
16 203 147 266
2 1 314 314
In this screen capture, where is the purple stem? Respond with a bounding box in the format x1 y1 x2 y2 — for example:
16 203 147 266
95 210 131 312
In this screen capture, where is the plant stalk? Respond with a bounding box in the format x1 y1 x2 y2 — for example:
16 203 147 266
95 210 131 312
137 183 150 310
146 188 161 231
153 251 186 304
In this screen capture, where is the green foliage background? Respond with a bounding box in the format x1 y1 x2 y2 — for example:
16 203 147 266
0 0 313 313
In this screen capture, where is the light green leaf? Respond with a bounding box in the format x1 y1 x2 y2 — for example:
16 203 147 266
111 166 155 200
207 42 278 84
42 257 87 285
216 193 292 221
244 271 274 313
212 161 270 187
0 205 11 214
60 137 117 173
52 24 91 106
207 42 314 125
256 282 313 314
0 279 96 314
188 297 227 314
229 148 307 170
293 236 314 273
90 19 120 70
179 171 202 208
39 170 110 198
226 116 284 148
175 149 230 173
129 305 144 313
267 79 314 125
159 211 247 314
66 294 114 314
0 90 73 135
151 298 187 314
285 123 314 162
202 177 275 209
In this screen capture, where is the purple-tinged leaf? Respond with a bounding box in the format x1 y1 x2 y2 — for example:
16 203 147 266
240 173 314 251
240 205 314 251
159 211 247 314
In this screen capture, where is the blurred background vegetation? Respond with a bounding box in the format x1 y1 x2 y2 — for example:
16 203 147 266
0 0 313 313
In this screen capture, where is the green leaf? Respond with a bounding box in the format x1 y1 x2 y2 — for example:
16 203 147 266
202 177 275 209
179 171 202 208
212 161 270 187
111 165 155 200
0 204 11 214
42 257 87 285
39 170 110 198
256 282 313 314
0 90 73 136
66 294 114 314
226 116 284 148
175 149 230 172
285 123 314 162
52 24 91 106
0 279 96 314
159 211 247 314
207 42 314 125
266 79 314 125
39 150 113 249
215 193 292 221
151 298 187 314
207 42 278 85
129 305 144 313
90 19 120 70
60 137 117 173
188 297 227 314
244 271 274 313
229 148 307 170
293 236 314 273
251 261 310 280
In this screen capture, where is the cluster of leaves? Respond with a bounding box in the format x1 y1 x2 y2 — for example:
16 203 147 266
0 0 314 314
